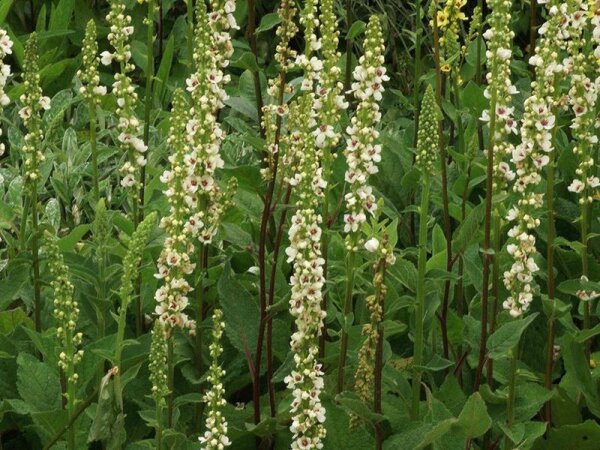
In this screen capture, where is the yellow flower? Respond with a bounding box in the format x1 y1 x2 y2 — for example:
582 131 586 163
441 64 451 73
437 10 449 28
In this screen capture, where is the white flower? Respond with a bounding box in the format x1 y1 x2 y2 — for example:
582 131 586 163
568 179 584 193
364 238 379 253
100 50 113 66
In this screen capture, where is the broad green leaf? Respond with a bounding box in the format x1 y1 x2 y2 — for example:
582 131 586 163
255 13 281 33
16 353 61 412
487 313 538 360
217 262 259 355
347 20 366 40
455 392 491 439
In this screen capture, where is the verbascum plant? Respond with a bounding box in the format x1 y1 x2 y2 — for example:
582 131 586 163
199 308 230 450
103 0 146 218
503 0 566 318
411 85 439 420
78 20 106 201
283 3 327 447
314 0 348 354
262 0 298 181
337 15 388 393
353 227 395 435
480 0 518 190
436 0 468 76
114 212 157 408
474 0 517 391
0 28 13 158
185 1 236 247
564 0 600 331
20 33 50 333
154 89 196 335
149 319 168 449
45 231 83 450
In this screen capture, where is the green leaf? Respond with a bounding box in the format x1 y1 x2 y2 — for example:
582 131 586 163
0 308 33 334
232 52 260 73
456 392 491 439
16 353 61 412
255 13 281 33
153 34 175 103
487 313 538 359
533 420 600 450
217 262 259 355
384 420 457 450
347 20 366 40
0 0 15 23
561 334 600 418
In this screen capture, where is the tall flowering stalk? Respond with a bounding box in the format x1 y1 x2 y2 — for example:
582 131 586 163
504 0 567 427
315 0 348 356
103 0 147 221
154 90 196 335
185 0 236 400
353 229 395 450
565 0 600 343
78 20 106 202
473 0 517 391
337 16 388 393
411 85 439 420
113 212 156 414
149 320 168 449
0 28 12 159
283 91 328 450
199 308 230 450
45 231 83 450
260 0 299 420
20 33 50 333
140 0 158 220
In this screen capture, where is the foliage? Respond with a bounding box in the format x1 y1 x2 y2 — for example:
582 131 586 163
0 1 599 450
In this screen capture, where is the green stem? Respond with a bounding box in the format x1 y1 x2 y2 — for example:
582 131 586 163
167 339 174 428
411 174 430 420
581 203 590 357
505 345 519 450
544 154 556 422
89 102 99 202
336 245 357 393
66 331 76 450
487 211 501 385
31 181 41 333
343 0 353 97
186 0 194 68
156 400 163 449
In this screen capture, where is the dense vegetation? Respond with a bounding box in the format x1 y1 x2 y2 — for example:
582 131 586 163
0 0 599 449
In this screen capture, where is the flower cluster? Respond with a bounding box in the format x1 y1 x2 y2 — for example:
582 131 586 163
343 17 388 242
149 320 169 403
199 308 230 450
503 0 566 318
480 0 518 191
19 33 49 188
154 90 196 335
119 211 157 313
0 28 12 157
184 1 236 246
283 3 328 448
77 20 107 104
44 231 84 387
415 85 439 173
565 1 599 204
261 0 298 181
208 0 238 70
436 0 468 75
311 0 348 184
352 232 395 427
103 1 147 195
